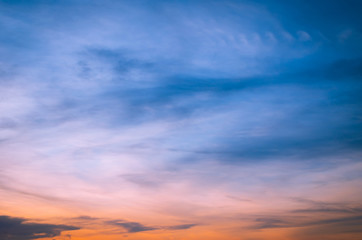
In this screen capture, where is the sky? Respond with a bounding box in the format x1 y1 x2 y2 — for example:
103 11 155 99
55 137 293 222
0 0 362 239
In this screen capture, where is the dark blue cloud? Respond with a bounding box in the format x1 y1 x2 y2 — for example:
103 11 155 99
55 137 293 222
251 215 362 231
165 224 198 230
0 215 79 240
106 220 157 233
71 216 197 233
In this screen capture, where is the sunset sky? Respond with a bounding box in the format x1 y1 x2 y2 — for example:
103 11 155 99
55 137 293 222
0 0 362 239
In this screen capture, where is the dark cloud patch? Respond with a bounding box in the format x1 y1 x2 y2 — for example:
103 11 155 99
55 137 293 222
71 216 196 233
71 216 100 221
250 214 362 233
107 220 157 233
291 197 340 206
252 217 289 229
310 215 362 227
165 224 198 230
292 208 362 214
291 198 362 212
248 199 362 233
290 198 362 214
0 215 79 240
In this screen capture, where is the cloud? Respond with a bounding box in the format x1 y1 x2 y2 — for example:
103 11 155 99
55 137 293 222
69 216 197 234
252 217 288 229
106 220 157 233
165 224 198 230
250 215 362 232
290 198 362 214
292 208 362 214
106 219 198 233
0 215 79 240
247 198 362 235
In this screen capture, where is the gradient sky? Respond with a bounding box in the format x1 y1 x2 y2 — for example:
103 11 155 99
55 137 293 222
0 0 362 239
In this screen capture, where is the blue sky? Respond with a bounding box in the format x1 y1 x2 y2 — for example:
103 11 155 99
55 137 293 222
0 1 362 240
